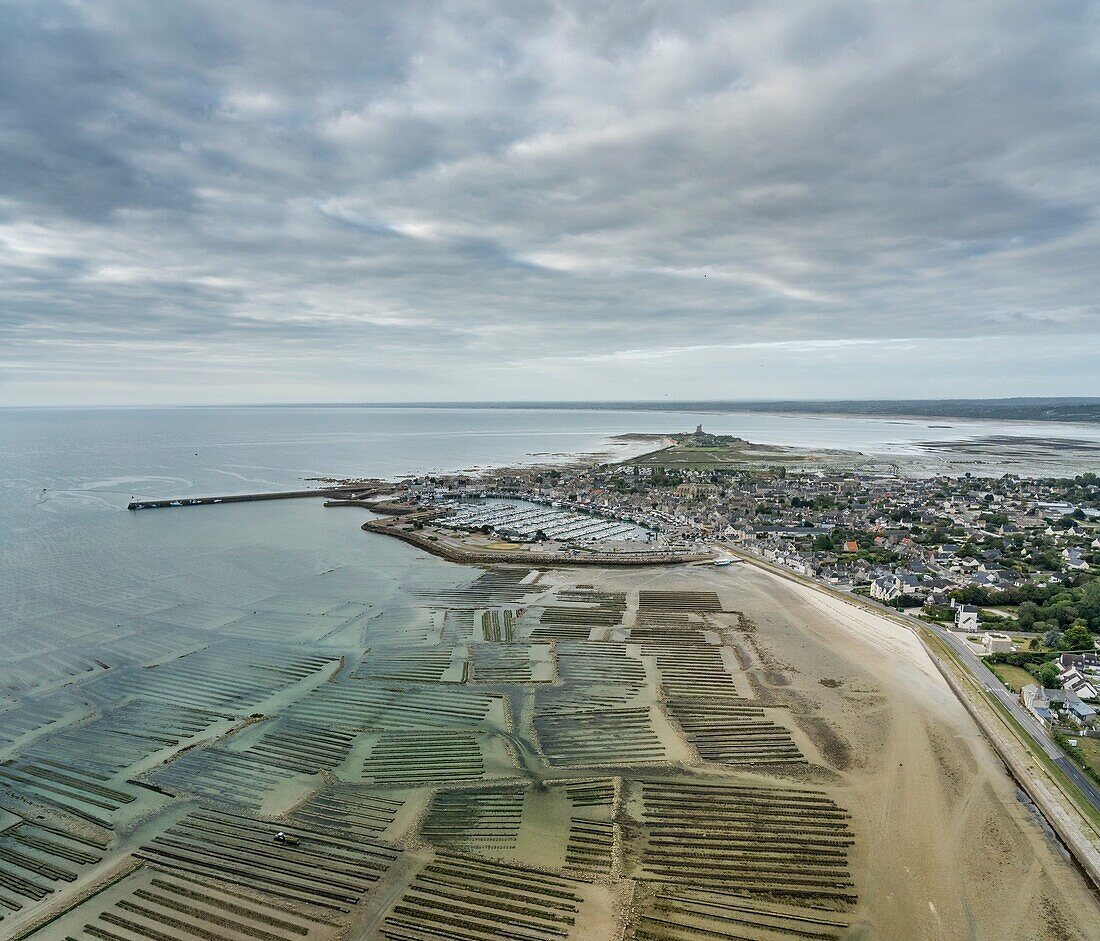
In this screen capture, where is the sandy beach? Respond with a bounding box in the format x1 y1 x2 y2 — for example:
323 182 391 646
693 560 1100 939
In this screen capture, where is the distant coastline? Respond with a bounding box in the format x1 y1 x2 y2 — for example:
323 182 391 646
223 397 1100 424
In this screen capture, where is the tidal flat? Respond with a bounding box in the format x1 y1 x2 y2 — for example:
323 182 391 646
2 496 1099 941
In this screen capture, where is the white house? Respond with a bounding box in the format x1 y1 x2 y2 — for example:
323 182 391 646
1062 547 1090 571
870 574 900 602
955 605 980 632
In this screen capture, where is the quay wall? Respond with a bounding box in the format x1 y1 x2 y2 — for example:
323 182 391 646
324 498 424 515
361 518 708 567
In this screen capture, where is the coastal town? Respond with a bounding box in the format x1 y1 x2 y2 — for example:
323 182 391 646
396 428 1099 600
379 427 1100 785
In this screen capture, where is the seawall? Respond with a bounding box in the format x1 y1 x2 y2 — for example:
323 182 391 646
361 518 709 567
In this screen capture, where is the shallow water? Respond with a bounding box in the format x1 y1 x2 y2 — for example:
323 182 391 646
2 403 1098 655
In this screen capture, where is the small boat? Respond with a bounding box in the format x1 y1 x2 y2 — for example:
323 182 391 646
713 558 733 567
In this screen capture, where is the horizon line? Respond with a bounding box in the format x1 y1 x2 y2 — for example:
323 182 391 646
4 395 1100 410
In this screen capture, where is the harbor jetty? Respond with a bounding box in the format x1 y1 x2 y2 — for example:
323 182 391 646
128 486 387 510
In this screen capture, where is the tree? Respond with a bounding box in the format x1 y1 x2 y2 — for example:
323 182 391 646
1017 601 1039 629
1036 662 1061 689
1041 627 1063 650
1062 620 1094 651
1083 579 1100 609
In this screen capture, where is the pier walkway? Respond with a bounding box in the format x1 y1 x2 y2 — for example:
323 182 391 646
128 486 383 510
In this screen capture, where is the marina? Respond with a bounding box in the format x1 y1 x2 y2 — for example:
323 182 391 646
437 501 649 544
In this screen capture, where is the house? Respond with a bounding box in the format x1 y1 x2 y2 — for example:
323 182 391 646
982 632 1013 654
1068 698 1098 726
870 574 899 602
842 540 859 553
1058 652 1100 673
1022 684 1097 730
955 605 980 632
1062 548 1090 571
1022 684 1054 728
1060 667 1098 701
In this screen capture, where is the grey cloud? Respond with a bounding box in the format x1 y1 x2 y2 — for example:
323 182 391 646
1 1 1098 403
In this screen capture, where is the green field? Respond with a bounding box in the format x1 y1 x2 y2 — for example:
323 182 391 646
1069 736 1100 779
988 662 1036 693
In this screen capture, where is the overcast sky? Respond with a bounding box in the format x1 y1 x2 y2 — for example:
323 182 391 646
2 1 1098 405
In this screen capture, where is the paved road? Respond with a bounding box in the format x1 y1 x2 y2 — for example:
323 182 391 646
933 624 1100 814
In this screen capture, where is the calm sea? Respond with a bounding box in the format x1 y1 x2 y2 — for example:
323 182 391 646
1 405 1098 638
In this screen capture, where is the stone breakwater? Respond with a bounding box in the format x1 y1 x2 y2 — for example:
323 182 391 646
128 486 389 510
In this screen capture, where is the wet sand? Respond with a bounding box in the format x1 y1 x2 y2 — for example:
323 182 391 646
5 549 1099 941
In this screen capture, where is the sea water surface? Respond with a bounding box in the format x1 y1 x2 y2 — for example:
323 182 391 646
2 405 1099 641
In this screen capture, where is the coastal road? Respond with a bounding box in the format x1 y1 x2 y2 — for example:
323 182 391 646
935 625 1100 814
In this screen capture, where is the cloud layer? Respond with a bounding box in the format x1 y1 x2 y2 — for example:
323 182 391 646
2 1 1098 403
